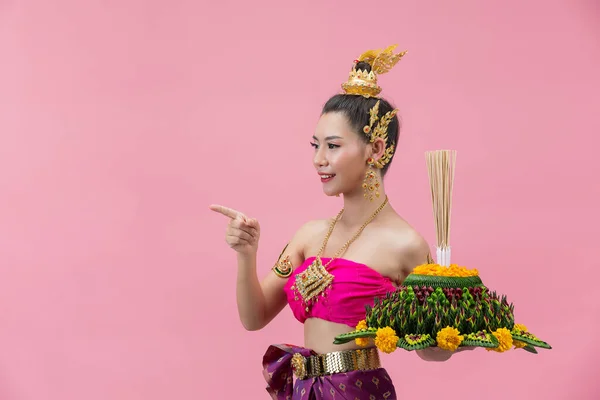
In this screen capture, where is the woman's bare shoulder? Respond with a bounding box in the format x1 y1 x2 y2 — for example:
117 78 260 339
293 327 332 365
379 213 431 269
294 218 330 240
379 212 424 239
276 218 329 262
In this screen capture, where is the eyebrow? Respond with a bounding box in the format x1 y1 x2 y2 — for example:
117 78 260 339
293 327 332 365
312 135 343 141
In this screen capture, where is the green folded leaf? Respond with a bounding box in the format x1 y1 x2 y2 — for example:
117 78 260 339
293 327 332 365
511 332 552 349
521 345 538 354
333 329 377 345
397 334 435 351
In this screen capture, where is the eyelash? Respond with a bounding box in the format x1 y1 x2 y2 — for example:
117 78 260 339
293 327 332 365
310 142 339 149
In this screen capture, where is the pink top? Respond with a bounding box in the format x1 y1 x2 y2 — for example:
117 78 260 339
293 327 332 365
283 256 397 328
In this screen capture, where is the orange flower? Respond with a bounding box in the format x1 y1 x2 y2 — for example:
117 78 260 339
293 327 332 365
513 323 528 332
436 326 464 351
356 320 368 331
374 327 399 354
354 320 370 347
412 263 478 277
486 328 513 353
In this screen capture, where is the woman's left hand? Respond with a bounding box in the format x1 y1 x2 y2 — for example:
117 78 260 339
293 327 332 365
415 346 476 362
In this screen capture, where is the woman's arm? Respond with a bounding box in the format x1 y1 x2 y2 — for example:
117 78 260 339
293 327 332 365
210 204 312 331
236 221 312 331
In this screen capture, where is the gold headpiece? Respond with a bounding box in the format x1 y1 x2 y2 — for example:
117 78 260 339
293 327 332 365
363 100 397 168
341 44 407 98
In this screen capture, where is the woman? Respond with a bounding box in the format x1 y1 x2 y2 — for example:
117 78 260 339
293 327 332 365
210 45 465 400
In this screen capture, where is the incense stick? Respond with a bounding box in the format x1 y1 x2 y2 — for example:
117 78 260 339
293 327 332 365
425 150 457 266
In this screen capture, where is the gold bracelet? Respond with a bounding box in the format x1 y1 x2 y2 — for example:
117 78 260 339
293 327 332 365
273 255 293 278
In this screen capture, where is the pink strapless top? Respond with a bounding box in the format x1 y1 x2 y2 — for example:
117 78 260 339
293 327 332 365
283 257 397 328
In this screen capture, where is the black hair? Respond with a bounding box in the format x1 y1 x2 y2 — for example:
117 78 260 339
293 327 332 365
321 61 400 178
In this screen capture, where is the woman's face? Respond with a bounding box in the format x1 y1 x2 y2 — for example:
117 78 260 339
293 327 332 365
311 112 370 197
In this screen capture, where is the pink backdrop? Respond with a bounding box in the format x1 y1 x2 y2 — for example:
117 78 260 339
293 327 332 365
1 0 599 399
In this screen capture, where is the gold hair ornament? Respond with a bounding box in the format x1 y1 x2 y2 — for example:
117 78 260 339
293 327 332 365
341 44 407 98
362 100 397 169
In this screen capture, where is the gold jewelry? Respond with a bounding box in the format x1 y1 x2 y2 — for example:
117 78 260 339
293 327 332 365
341 45 407 98
273 255 293 278
362 100 397 169
291 196 389 310
342 46 402 177
291 347 381 380
363 158 381 201
272 243 293 278
291 257 334 306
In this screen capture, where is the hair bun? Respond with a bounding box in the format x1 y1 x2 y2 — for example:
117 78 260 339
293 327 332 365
354 61 372 73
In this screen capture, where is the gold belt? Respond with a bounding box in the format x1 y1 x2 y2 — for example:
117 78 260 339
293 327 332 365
290 347 381 380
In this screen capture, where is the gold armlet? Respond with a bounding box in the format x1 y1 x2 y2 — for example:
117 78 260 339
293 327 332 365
273 255 293 278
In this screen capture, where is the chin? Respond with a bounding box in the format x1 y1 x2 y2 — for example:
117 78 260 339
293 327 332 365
322 186 342 197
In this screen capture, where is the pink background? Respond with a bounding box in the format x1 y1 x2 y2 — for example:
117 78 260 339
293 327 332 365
1 0 599 399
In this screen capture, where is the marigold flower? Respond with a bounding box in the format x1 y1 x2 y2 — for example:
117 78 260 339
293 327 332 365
374 327 399 354
356 320 368 331
513 323 527 332
436 326 464 351
412 263 479 277
487 328 514 353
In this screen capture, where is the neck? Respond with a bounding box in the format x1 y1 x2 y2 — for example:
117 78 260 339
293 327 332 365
339 183 388 227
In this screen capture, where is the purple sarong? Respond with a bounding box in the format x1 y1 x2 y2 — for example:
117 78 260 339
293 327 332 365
262 344 397 399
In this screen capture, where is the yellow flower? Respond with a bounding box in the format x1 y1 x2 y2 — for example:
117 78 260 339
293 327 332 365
412 263 479 277
486 328 514 353
354 320 370 347
436 326 464 351
513 340 527 349
513 323 527 332
374 327 399 354
356 320 368 331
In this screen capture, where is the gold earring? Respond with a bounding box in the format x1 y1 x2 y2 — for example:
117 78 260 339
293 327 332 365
363 158 380 201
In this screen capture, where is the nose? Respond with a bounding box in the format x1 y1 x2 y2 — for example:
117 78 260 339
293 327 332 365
313 146 328 168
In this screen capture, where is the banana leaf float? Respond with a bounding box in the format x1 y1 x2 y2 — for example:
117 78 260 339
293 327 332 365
333 150 551 355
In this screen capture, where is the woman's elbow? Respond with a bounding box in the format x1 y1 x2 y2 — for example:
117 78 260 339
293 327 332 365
241 318 266 331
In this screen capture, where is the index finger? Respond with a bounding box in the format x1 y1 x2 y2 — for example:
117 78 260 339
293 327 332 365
209 204 246 220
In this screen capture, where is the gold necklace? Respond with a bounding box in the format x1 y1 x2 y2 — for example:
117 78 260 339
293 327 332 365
292 196 389 311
